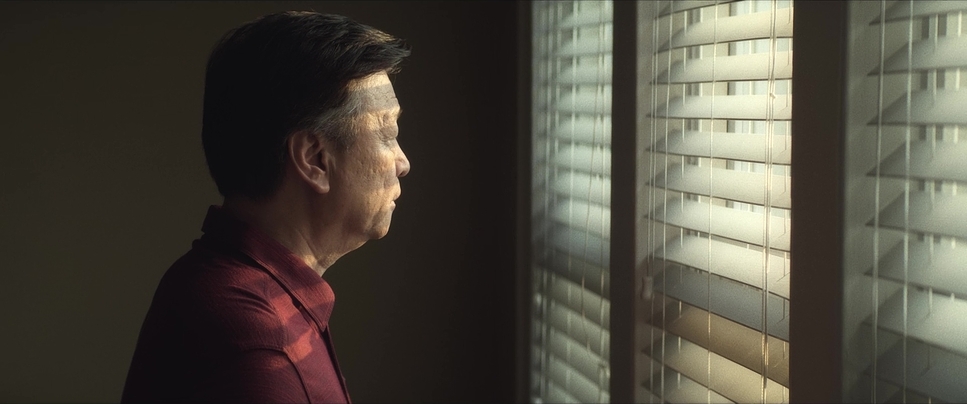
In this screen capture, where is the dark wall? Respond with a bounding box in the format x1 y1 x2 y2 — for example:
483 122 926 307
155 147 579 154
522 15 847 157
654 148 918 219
0 1 519 402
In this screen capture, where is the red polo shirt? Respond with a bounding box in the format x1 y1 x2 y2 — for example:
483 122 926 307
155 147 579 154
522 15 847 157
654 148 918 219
122 206 351 403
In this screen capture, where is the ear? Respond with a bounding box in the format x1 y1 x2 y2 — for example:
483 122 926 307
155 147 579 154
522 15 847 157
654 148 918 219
287 130 333 194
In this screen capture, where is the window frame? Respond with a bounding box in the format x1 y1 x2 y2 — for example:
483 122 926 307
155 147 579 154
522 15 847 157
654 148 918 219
787 2 847 402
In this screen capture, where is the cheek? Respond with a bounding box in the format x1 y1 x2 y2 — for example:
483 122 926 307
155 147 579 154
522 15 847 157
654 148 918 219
365 159 391 179
360 157 396 194
378 152 398 183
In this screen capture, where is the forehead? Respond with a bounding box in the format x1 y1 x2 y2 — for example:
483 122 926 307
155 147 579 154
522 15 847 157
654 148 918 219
352 72 399 115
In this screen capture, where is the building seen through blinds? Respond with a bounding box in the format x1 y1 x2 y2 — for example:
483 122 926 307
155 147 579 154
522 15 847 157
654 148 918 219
844 1 967 402
639 0 793 402
530 1 612 403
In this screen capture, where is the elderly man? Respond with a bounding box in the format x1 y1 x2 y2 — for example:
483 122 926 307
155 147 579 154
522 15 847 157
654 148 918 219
121 11 410 403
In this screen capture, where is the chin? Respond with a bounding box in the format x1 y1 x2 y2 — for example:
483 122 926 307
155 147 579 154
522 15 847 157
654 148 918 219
369 226 391 240
365 216 393 240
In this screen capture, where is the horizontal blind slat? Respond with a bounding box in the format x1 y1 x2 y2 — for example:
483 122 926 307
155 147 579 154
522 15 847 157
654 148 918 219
657 0 739 18
869 338 967 403
869 239 967 297
872 287 967 357
873 1 967 24
641 365 735 404
544 270 610 329
878 36 967 73
876 90 967 126
551 172 611 206
554 87 613 115
550 199 610 237
536 254 610 301
551 144 612 176
540 335 608 385
546 355 609 404
651 130 792 164
643 333 788 403
536 292 611 358
649 197 791 251
532 334 608 392
541 379 581 404
873 192 967 241
550 116 613 146
654 264 790 340
655 95 792 121
656 51 793 84
651 164 791 209
873 140 967 184
558 2 613 28
549 225 610 267
558 63 614 86
646 296 789 386
660 9 793 51
654 234 790 299
557 34 614 57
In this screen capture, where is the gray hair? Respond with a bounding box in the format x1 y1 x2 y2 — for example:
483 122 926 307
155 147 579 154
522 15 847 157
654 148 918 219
310 85 364 150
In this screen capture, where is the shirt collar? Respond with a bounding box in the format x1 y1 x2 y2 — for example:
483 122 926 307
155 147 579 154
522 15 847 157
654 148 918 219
200 205 336 329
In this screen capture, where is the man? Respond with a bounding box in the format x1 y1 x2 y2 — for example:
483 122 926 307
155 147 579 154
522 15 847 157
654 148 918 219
122 11 410 403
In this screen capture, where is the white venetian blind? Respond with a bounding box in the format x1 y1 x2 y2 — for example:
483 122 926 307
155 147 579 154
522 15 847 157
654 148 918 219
531 1 612 403
845 1 967 402
640 1 792 403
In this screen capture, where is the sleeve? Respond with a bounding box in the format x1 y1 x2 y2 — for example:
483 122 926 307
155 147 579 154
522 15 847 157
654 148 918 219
191 348 310 403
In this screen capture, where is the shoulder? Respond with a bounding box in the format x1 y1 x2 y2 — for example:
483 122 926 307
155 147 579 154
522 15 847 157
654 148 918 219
153 246 295 351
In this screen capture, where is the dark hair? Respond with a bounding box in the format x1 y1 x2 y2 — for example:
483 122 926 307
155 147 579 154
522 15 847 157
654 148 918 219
201 11 410 199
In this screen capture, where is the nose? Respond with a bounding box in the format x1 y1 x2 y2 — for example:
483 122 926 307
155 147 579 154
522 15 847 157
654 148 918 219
397 148 410 178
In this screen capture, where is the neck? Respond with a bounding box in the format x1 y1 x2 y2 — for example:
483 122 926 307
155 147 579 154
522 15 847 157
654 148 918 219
222 193 344 277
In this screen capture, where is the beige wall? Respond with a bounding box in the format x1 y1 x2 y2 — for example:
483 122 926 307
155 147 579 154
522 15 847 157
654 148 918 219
0 2 518 402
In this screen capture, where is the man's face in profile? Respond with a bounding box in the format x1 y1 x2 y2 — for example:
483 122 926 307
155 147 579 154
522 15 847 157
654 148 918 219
329 72 410 241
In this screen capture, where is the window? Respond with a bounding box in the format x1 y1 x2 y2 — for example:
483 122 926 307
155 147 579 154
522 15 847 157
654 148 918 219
639 1 792 402
525 1 967 403
530 1 612 402
844 1 967 402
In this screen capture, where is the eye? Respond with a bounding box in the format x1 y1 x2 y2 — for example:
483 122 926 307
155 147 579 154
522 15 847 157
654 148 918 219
379 126 398 144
